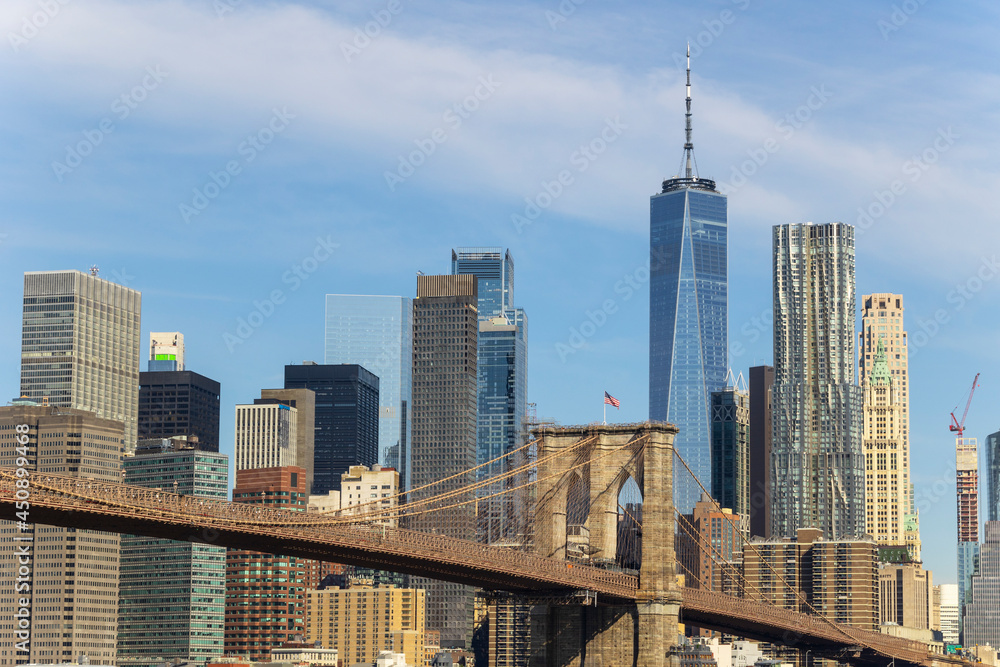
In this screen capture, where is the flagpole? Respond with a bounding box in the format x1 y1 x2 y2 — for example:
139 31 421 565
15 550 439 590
603 397 606 425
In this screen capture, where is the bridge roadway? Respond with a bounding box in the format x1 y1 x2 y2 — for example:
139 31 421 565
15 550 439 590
0 470 963 667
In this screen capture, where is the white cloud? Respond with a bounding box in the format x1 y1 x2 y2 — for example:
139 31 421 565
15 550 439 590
2 0 998 276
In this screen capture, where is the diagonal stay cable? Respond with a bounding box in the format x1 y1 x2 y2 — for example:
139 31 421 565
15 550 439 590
308 434 599 525
672 448 884 654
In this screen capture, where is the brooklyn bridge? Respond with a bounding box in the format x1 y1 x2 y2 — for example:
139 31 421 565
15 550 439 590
0 422 965 667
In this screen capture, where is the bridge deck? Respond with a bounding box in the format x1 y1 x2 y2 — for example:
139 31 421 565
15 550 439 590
0 470 962 667
0 470 638 601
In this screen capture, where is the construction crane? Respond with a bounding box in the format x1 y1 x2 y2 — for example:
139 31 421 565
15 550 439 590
949 372 981 438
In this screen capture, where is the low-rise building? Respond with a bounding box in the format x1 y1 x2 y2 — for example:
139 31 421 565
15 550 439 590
375 651 410 667
743 528 878 630
305 584 424 667
878 563 933 630
332 464 400 526
269 639 339 666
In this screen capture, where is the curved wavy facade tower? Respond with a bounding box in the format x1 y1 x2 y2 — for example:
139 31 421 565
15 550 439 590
771 222 864 539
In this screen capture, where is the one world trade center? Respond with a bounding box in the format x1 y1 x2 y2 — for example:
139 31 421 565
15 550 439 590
649 47 728 514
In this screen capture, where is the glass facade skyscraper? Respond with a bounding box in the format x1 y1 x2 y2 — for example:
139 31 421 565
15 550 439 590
325 295 412 489
451 247 514 318
962 521 1000 648
475 316 528 543
987 429 1000 523
119 440 228 667
451 248 528 545
649 150 727 513
771 222 864 539
710 383 749 525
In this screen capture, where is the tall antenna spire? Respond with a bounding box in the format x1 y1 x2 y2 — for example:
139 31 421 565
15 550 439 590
661 43 715 193
683 42 696 179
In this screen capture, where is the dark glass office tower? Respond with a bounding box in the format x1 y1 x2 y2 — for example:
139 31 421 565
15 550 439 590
138 370 221 452
284 363 379 495
649 49 727 514
451 247 514 318
451 248 528 545
748 365 774 538
410 274 479 648
988 430 1000 523
710 381 749 525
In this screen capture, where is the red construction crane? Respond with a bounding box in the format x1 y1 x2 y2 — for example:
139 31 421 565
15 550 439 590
949 373 981 438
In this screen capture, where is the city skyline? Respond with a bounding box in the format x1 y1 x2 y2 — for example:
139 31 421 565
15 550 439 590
1 0 998 588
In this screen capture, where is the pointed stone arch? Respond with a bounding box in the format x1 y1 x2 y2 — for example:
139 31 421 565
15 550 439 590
531 422 682 667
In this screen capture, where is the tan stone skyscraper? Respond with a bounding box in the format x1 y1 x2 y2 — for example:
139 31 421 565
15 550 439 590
20 270 141 452
0 404 124 665
859 293 919 559
410 274 478 647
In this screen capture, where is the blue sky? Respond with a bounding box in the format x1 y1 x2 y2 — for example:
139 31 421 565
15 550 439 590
1 0 998 585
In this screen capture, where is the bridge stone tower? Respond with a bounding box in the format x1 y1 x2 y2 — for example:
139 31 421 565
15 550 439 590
530 422 681 667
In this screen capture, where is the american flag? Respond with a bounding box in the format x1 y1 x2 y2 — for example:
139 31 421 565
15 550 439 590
604 391 620 408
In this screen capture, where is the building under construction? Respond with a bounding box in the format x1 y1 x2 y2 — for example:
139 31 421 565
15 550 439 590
956 437 980 629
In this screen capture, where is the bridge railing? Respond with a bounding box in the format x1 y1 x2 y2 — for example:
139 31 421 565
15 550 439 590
683 588 933 665
0 468 638 598
0 469 957 666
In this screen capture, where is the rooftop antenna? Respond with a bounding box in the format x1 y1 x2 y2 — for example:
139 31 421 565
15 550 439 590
679 42 699 180
661 44 715 193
